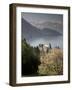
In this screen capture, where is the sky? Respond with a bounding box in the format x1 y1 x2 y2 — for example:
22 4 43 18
21 12 63 24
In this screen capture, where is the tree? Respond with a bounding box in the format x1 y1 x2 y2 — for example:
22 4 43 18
22 39 40 76
49 43 52 49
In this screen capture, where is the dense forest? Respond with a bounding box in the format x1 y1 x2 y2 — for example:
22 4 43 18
22 39 40 76
22 39 63 76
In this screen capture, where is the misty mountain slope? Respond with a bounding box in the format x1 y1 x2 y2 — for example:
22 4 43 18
35 21 63 34
22 18 41 40
41 28 62 36
22 18 62 40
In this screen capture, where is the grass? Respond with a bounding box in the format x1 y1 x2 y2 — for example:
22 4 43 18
37 48 63 76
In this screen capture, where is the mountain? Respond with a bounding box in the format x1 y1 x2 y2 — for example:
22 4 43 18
22 18 41 40
33 21 63 34
22 18 62 41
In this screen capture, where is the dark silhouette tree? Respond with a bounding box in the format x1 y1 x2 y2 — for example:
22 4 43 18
22 39 40 76
49 43 52 49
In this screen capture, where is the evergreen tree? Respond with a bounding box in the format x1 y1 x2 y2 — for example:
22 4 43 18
22 39 40 76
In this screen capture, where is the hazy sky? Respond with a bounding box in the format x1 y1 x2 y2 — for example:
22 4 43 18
21 12 63 25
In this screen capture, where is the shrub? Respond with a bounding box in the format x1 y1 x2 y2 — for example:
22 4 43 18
38 48 63 76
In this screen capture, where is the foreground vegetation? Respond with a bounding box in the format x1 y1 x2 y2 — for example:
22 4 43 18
22 39 63 76
22 39 40 76
38 48 63 75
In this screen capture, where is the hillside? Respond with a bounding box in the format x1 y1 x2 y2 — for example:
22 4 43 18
22 18 62 40
38 48 63 75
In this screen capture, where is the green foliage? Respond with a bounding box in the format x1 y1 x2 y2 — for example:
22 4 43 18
22 39 40 76
22 39 33 63
22 40 63 76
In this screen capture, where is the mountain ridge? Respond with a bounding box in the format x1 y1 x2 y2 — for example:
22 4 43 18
22 18 62 40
